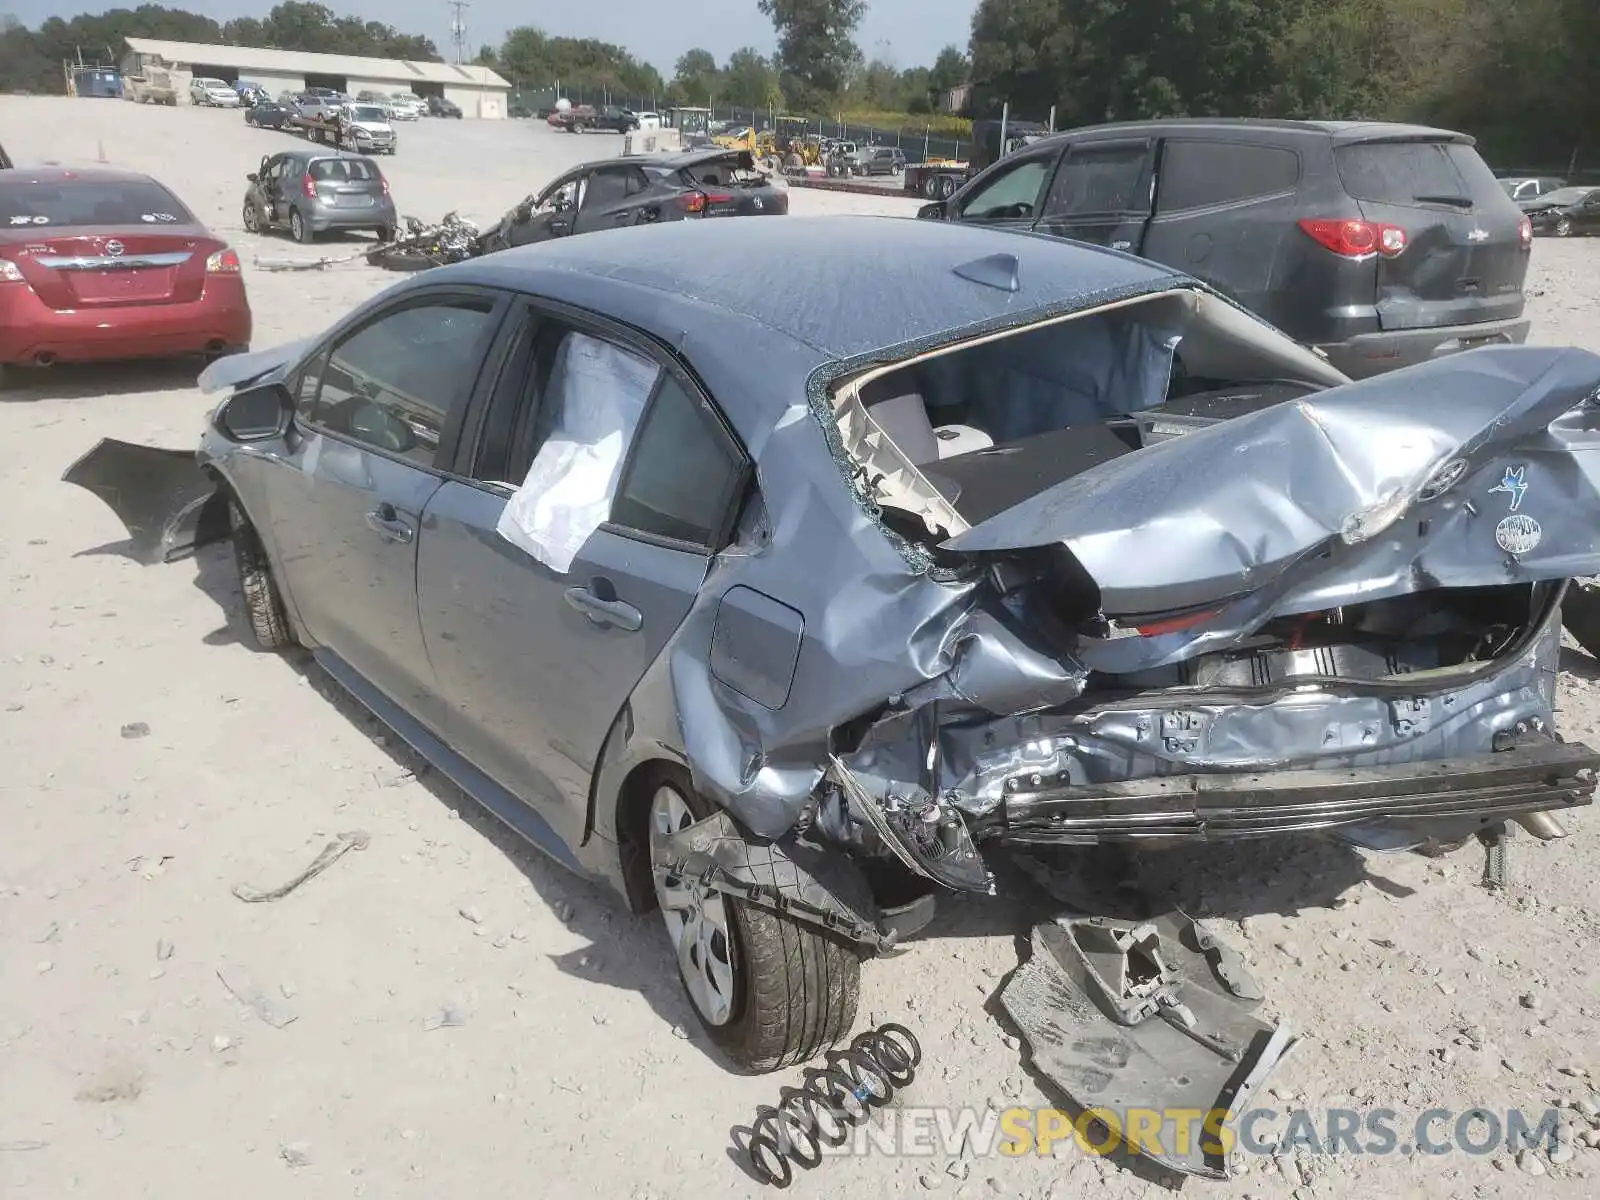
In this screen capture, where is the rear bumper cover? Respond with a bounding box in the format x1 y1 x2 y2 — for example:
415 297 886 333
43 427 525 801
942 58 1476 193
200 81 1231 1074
309 201 398 231
0 283 252 364
1316 315 1531 378
1001 731 1598 843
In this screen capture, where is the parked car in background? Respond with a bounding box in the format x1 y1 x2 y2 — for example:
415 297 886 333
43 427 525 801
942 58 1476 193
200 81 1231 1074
0 166 250 384
233 80 270 106
852 145 906 176
1523 185 1600 237
242 148 397 245
427 95 462 118
918 118 1533 379
125 70 178 105
387 93 425 120
66 217 1600 1088
477 149 786 253
634 110 662 130
244 99 291 130
189 77 240 107
1500 175 1566 204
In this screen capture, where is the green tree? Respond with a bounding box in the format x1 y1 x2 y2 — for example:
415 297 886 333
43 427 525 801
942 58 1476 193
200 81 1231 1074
757 0 867 105
927 43 968 97
721 46 782 109
672 47 719 104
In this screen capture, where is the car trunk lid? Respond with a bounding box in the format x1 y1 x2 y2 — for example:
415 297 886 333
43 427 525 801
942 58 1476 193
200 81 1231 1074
1332 136 1529 331
308 157 385 209
938 346 1600 653
0 226 216 310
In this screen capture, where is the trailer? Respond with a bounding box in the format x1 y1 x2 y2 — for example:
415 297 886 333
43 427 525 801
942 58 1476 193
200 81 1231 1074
901 116 1052 199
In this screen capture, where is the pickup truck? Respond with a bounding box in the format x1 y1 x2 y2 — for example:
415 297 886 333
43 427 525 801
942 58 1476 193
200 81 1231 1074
293 102 398 154
550 103 639 134
124 70 178 106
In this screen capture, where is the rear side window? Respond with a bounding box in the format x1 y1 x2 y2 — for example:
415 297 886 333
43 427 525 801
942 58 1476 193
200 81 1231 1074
1041 144 1150 217
612 375 745 548
1334 140 1500 207
1157 141 1300 212
309 158 379 182
0 179 193 227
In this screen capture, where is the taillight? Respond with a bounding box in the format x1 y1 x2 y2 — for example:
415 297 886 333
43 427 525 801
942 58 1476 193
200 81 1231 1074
205 248 242 274
1132 608 1222 638
678 191 707 214
302 174 317 199
380 176 390 195
1298 217 1407 259
703 191 733 205
0 259 24 283
1517 214 1532 250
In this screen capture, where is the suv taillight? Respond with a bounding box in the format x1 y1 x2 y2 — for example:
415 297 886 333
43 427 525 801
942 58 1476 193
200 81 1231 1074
1517 214 1532 251
1298 217 1407 259
302 174 317 199
205 248 242 274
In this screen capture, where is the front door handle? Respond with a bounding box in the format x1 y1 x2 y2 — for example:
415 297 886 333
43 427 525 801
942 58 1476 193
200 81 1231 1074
564 586 642 631
365 502 413 544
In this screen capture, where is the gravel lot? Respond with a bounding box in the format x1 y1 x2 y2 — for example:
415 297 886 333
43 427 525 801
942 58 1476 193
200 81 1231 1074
4 95 1600 1199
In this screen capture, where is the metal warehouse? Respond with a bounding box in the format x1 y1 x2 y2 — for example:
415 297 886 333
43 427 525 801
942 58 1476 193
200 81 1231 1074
120 37 510 117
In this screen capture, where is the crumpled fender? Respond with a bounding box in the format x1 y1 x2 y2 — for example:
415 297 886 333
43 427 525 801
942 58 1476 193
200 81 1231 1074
197 337 311 395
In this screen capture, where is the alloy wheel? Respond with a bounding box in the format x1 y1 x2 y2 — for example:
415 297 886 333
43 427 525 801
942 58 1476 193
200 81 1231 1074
1555 218 1573 237
650 785 737 1027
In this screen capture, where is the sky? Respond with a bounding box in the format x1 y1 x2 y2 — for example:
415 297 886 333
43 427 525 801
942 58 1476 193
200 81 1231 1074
15 0 979 75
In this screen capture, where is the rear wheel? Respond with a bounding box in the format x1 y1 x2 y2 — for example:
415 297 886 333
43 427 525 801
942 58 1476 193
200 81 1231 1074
647 771 859 1073
922 176 938 199
242 203 260 233
937 176 956 200
229 497 293 651
1555 218 1574 238
290 210 312 244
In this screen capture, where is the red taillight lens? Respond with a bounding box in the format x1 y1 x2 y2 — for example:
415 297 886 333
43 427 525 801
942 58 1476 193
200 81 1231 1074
703 191 733 205
380 176 390 195
205 248 242 274
678 191 706 214
1517 214 1532 250
302 174 317 199
1132 607 1222 638
1298 217 1407 259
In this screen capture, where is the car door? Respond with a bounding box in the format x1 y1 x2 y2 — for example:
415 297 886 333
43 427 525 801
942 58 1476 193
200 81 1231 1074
1578 190 1600 233
262 288 509 730
270 157 299 225
415 302 750 847
508 176 583 247
948 148 1062 233
1138 138 1303 322
1031 138 1157 251
572 165 651 234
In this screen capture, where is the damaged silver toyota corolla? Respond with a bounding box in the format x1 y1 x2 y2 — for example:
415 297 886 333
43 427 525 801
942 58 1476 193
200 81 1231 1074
65 217 1600 1175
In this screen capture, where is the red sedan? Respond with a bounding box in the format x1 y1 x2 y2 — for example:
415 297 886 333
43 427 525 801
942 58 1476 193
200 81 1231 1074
0 167 251 382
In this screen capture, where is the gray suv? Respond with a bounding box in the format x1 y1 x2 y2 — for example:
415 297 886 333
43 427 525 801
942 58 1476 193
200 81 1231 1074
919 119 1534 379
852 146 906 177
242 149 398 244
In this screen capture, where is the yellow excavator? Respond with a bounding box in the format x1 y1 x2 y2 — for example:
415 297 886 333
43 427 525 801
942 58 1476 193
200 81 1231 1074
773 115 822 168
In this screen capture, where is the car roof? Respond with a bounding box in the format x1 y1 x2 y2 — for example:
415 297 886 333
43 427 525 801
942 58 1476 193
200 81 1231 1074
450 215 1185 368
1033 117 1474 148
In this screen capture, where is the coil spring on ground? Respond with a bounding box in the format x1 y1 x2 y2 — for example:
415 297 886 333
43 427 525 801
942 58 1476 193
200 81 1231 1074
746 1023 923 1188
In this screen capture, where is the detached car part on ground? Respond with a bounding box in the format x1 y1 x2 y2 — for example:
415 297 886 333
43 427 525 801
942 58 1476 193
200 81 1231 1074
64 218 1600 1176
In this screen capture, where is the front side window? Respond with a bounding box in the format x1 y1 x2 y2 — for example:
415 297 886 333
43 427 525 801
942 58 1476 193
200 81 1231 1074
302 299 497 467
957 154 1055 221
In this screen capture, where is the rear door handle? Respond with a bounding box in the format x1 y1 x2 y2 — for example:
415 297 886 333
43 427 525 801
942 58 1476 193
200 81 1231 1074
564 586 642 631
365 502 413 544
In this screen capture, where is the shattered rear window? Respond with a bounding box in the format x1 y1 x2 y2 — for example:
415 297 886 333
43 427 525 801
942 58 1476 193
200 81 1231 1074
0 179 194 227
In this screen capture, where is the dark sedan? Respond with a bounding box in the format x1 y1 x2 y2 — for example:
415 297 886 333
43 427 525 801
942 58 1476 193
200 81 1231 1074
63 219 1600 1175
477 149 785 254
1525 185 1600 236
244 100 291 129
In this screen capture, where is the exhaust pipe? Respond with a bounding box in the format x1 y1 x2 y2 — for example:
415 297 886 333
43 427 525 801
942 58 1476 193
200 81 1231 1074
34 351 56 366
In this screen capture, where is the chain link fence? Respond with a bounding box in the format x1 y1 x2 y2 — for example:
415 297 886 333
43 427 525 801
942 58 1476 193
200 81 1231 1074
508 87 971 165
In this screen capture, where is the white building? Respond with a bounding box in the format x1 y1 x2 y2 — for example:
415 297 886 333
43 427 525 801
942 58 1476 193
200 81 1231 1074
121 37 510 118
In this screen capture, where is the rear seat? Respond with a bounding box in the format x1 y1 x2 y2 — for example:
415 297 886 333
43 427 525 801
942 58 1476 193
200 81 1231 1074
867 392 992 464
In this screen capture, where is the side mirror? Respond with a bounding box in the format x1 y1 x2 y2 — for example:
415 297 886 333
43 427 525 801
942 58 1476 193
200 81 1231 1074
917 200 947 220
215 383 292 442
246 172 257 182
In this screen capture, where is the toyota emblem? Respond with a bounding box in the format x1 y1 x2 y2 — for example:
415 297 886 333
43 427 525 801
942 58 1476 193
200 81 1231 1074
104 239 125 257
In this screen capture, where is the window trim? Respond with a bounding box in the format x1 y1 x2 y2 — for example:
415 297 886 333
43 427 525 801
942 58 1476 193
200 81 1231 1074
1039 137 1157 222
289 284 510 475
454 293 753 556
1151 138 1302 216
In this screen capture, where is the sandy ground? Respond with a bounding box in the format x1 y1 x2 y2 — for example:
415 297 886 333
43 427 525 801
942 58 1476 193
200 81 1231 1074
3 95 1600 1200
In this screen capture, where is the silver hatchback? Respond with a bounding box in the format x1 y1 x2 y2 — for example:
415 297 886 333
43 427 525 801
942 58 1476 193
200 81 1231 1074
242 149 399 244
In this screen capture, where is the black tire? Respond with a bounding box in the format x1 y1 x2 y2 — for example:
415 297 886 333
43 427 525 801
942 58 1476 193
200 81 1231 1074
374 224 397 244
368 248 437 272
242 202 260 233
1555 218 1573 238
937 176 957 200
1563 581 1600 659
290 210 313 244
229 497 293 650
891 161 903 176
647 770 860 1074
922 175 938 199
